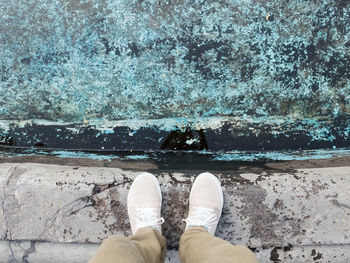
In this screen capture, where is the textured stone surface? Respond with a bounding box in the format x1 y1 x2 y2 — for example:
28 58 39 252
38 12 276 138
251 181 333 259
0 240 349 263
0 240 97 263
0 0 350 122
254 245 350 263
0 241 176 263
0 162 349 251
0 166 12 240
0 241 12 263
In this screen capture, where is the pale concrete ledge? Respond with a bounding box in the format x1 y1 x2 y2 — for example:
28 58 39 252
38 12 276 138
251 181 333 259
0 240 349 263
1 163 350 262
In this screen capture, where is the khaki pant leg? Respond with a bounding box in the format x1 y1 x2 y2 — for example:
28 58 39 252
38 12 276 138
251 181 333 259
179 226 258 263
88 227 167 263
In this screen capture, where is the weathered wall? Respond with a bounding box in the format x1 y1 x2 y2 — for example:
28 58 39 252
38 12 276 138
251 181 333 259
1 0 350 152
1 0 349 121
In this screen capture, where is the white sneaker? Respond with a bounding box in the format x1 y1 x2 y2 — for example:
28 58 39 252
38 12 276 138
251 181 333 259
183 172 223 235
127 172 165 234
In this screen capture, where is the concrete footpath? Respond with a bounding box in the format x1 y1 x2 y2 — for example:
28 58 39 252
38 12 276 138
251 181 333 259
0 162 349 262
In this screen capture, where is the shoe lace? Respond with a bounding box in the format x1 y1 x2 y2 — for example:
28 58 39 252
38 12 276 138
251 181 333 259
135 208 165 231
183 206 218 232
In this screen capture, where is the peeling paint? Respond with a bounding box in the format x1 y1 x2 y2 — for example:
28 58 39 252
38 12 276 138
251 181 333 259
0 0 350 154
2 147 350 162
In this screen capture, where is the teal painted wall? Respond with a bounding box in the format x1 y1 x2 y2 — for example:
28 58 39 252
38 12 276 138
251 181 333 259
1 0 349 121
1 0 350 153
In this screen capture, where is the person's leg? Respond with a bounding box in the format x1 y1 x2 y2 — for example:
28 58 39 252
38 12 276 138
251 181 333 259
88 227 166 263
179 172 258 263
179 227 257 263
88 172 166 263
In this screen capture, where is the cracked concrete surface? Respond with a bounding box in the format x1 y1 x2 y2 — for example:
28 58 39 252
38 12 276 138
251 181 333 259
2 167 27 241
0 241 179 263
1 240 349 263
0 166 12 240
0 163 349 262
